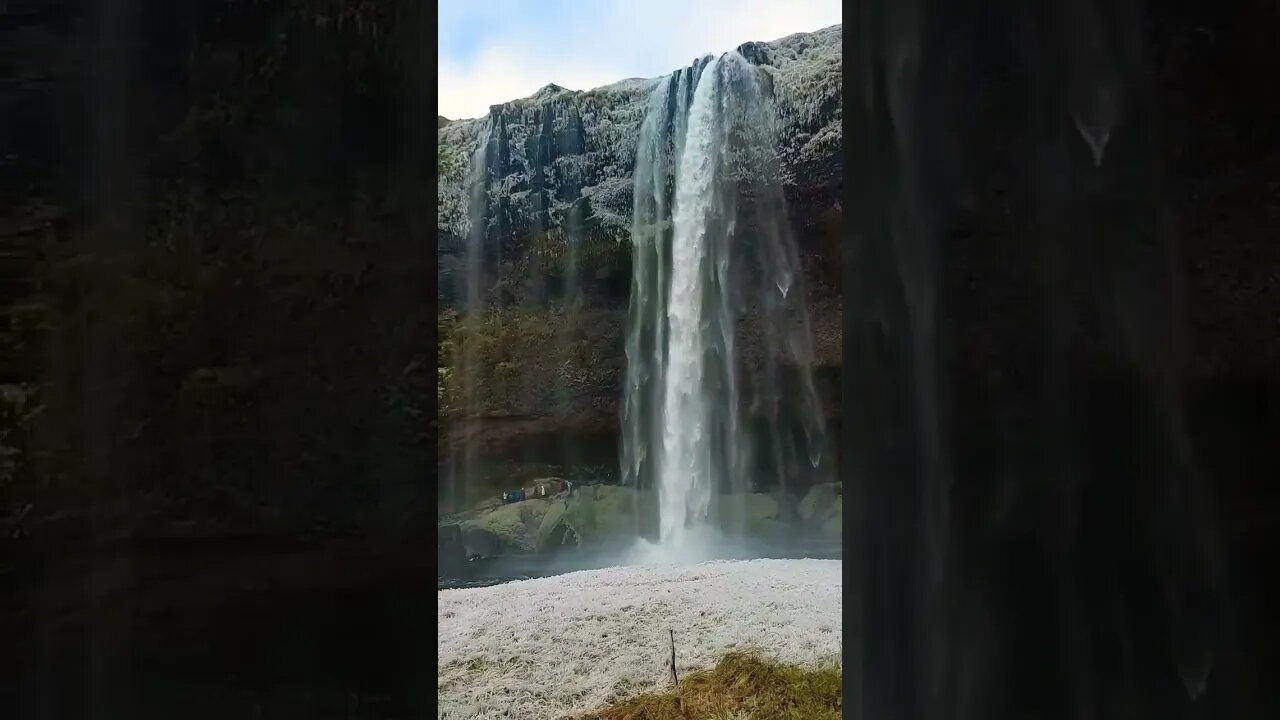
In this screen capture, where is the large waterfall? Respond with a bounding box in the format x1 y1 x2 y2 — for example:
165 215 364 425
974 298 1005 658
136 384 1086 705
623 51 829 558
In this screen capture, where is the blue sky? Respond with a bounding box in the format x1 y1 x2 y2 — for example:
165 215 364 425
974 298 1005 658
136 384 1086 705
438 0 842 119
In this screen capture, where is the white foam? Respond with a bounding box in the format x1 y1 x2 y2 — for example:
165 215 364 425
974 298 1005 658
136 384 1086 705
659 54 723 549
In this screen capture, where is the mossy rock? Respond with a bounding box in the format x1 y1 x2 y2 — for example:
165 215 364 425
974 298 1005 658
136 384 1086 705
536 485 652 551
562 485 642 543
536 499 572 550
753 518 794 543
741 493 780 524
712 492 780 534
798 483 841 525
466 497 551 552
461 526 502 558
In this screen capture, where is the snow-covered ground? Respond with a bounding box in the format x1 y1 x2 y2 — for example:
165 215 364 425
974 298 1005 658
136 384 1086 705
438 558 842 719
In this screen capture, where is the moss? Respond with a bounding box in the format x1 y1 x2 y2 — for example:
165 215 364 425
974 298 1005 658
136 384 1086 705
706 493 788 538
586 651 842 720
752 519 795 543
446 309 559 368
798 483 841 525
743 493 779 520
536 498 572 549
437 143 465 180
561 485 638 542
822 497 841 538
522 227 631 276
535 487 655 550
467 498 550 551
437 306 612 419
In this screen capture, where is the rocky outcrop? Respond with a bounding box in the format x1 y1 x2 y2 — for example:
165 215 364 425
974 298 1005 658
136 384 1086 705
444 486 823 555
798 482 841 526
436 26 844 440
437 25 842 284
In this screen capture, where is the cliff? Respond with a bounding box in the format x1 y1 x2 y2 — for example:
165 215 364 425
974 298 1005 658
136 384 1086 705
437 26 842 270
436 25 844 438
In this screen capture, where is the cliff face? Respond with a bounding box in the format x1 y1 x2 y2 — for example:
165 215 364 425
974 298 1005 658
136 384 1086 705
435 25 844 433
437 26 842 269
437 25 839 245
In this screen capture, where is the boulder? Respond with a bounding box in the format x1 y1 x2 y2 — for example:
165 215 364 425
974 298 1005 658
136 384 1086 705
712 492 781 535
466 497 551 552
461 526 502 559
536 499 570 549
438 524 467 575
536 485 652 551
742 493 780 525
755 519 795 544
798 482 842 525
822 496 842 539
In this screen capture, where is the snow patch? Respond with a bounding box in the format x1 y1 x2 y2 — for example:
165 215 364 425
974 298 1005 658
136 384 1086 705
437 559 842 719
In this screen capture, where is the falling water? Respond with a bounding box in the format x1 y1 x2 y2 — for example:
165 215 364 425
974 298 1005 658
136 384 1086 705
447 122 491 514
659 55 723 545
624 51 828 557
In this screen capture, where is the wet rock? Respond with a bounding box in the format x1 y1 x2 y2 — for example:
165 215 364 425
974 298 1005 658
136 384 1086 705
798 482 841 525
712 492 781 533
536 485 655 551
754 518 794 543
468 498 551 552
821 497 842 539
438 524 467 575
743 492 780 522
461 526 503 559
437 25 843 308
536 499 572 550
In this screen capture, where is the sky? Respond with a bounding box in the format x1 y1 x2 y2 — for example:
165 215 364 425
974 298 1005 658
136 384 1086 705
438 0 843 120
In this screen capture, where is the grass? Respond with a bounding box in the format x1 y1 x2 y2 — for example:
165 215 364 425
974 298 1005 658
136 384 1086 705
583 652 841 720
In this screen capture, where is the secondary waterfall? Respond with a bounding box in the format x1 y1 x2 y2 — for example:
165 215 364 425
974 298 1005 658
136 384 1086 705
623 51 829 556
444 122 492 514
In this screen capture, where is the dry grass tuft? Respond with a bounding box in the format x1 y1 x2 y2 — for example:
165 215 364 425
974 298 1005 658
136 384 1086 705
582 651 841 720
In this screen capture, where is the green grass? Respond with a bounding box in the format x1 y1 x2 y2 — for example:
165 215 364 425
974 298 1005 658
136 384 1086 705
585 652 842 720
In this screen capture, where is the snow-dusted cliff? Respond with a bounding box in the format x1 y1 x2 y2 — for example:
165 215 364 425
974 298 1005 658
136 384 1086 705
436 25 843 292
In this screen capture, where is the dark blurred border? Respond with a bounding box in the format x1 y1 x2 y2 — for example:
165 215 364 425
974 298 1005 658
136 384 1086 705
843 1 1279 718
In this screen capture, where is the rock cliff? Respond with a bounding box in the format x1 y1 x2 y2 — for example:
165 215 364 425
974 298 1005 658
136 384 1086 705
436 25 844 436
437 26 842 275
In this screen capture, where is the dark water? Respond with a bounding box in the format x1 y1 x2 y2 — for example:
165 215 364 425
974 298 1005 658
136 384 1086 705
438 538 843 590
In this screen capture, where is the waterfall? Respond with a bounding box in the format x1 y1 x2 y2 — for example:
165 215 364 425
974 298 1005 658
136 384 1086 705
446 122 491 514
624 51 828 557
660 54 724 546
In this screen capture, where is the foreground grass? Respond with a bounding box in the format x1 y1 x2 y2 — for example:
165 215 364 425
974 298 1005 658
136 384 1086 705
584 652 842 720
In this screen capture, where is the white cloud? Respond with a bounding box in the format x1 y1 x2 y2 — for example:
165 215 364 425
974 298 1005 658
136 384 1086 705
437 0 842 120
437 44 630 121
